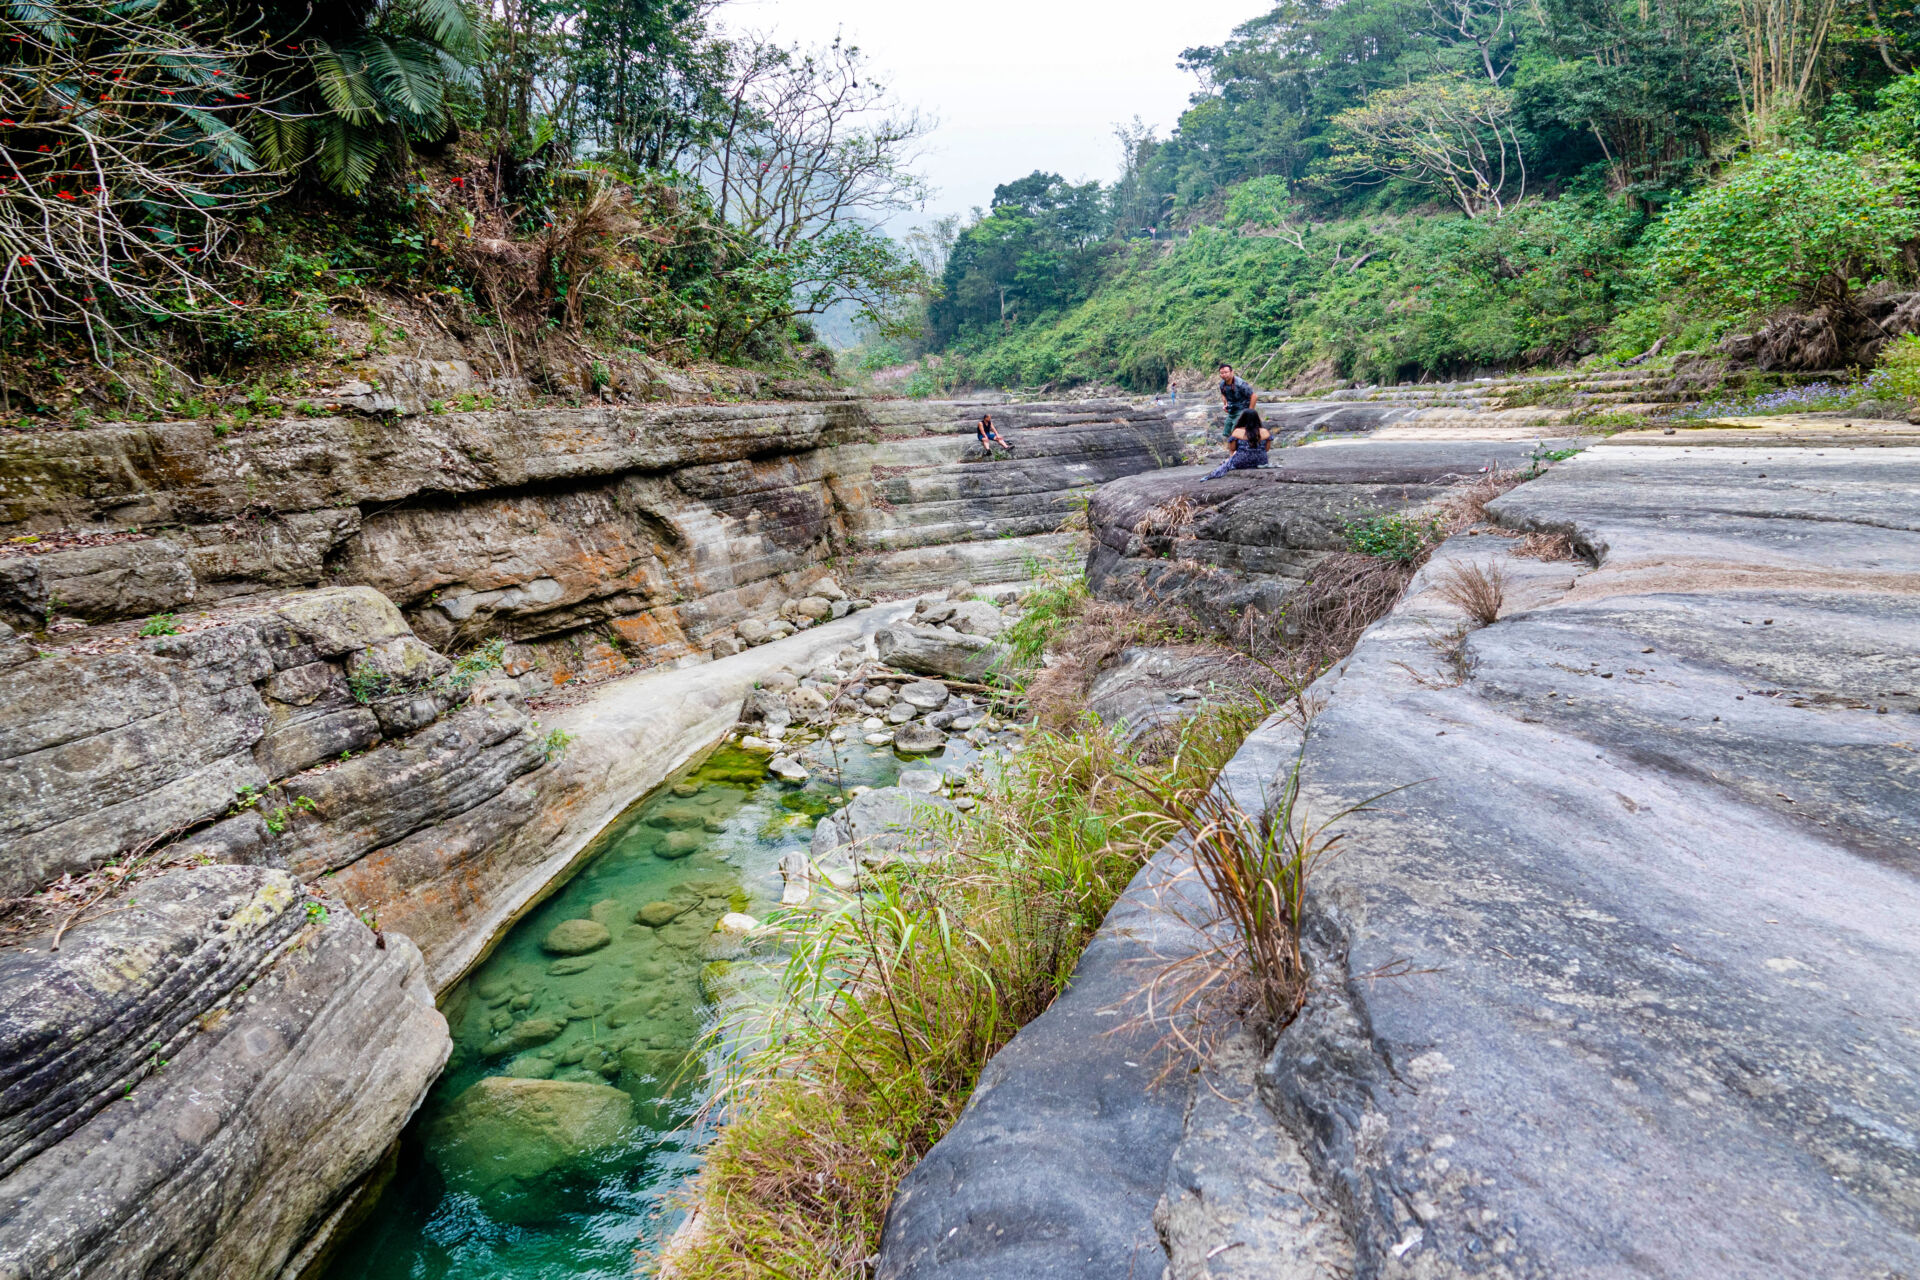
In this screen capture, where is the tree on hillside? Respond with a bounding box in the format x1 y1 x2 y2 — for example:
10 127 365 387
1329 74 1527 215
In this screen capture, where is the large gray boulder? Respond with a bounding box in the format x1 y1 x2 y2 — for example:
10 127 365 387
811 785 958 869
0 865 448 1278
874 625 1006 681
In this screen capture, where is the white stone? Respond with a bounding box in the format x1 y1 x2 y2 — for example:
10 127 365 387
863 732 894 746
738 735 775 753
863 716 885 731
898 769 943 793
716 912 760 935
898 680 951 711
768 755 809 783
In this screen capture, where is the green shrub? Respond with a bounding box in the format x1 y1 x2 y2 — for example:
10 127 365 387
1874 334 1920 399
138 612 181 637
1639 149 1920 321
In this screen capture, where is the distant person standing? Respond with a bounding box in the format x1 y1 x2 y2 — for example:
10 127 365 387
976 413 1013 456
1168 371 1178 405
1218 363 1256 437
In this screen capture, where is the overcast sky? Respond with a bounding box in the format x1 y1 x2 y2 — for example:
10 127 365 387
720 0 1268 231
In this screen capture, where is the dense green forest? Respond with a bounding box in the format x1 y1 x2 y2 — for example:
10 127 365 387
887 0 1920 390
0 0 938 416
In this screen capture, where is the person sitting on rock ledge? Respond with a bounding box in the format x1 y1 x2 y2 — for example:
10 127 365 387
975 412 1014 456
1203 409 1270 480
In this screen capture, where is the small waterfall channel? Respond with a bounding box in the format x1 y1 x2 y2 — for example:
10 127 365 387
323 730 975 1278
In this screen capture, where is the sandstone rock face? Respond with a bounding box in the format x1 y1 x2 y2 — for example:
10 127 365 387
0 536 195 628
0 865 448 1279
0 397 1176 670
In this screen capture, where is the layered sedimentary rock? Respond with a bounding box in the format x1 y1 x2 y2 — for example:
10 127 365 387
883 433 1920 1279
1087 439 1548 627
0 865 447 1280
0 396 1174 678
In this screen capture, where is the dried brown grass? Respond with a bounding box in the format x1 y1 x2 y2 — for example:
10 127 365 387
1439 466 1528 531
1234 552 1418 687
1435 560 1508 626
1510 530 1580 561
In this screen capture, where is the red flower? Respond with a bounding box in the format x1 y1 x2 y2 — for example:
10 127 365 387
17 255 32 264
56 190 73 200
235 93 250 100
188 246 201 252
161 88 175 95
1 119 15 125
36 145 49 152
228 299 243 306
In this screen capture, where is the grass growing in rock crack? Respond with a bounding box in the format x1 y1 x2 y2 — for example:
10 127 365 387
1435 560 1508 627
659 706 1262 1280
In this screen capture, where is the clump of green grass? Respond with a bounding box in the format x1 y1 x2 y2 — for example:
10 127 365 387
662 706 1263 1280
1342 512 1443 562
995 558 1090 669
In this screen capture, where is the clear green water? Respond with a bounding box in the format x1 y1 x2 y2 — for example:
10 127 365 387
321 732 967 1280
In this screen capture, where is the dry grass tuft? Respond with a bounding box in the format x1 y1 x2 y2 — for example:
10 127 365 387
1435 560 1507 626
1510 530 1580 561
1132 492 1200 540
1440 466 1527 531
1234 552 1418 687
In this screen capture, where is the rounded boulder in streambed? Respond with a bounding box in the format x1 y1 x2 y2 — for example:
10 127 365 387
426 1076 634 1213
541 918 611 955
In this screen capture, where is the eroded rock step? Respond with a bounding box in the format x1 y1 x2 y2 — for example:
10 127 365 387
881 435 1920 1278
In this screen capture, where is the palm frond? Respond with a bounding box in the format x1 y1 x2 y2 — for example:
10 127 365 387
308 42 382 125
354 34 444 123
312 117 385 193
252 113 309 172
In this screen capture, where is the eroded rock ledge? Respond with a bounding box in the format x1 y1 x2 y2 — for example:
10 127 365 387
0 396 1173 677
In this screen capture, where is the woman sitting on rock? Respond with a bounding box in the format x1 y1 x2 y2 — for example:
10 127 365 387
1203 409 1270 480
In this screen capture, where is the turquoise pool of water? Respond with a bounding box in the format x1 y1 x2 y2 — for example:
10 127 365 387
321 732 971 1280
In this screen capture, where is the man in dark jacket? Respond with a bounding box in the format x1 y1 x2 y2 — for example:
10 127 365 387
1218 363 1256 437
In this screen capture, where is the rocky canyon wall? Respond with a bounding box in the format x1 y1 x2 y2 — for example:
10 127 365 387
0 392 1176 1279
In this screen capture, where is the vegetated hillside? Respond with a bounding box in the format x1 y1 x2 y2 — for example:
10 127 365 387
0 0 932 425
883 0 1920 392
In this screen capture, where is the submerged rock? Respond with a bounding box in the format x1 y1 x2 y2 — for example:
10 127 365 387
427 1076 632 1201
540 919 611 955
655 831 702 859
635 900 689 927
897 768 944 793
811 785 957 866
481 1016 566 1057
